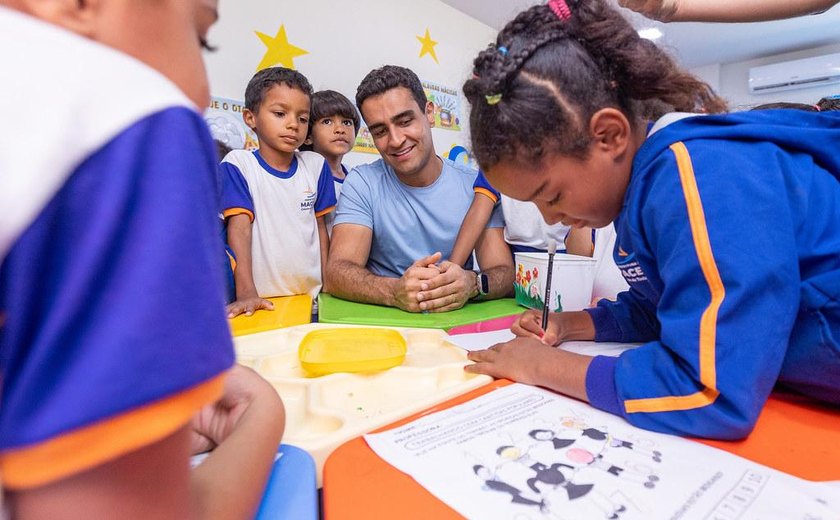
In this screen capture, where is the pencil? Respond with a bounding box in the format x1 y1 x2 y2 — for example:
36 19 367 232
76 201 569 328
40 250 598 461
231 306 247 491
541 239 557 332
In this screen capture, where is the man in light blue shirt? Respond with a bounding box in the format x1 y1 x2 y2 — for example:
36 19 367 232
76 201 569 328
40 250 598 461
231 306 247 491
328 65 514 312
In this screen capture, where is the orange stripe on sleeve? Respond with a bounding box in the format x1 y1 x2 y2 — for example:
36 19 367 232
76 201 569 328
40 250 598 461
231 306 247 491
223 208 254 222
474 187 499 204
315 205 336 218
624 142 724 414
0 374 226 490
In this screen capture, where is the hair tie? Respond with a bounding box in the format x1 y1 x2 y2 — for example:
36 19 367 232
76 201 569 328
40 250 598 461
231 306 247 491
485 93 503 106
814 104 822 111
548 0 572 20
498 46 509 56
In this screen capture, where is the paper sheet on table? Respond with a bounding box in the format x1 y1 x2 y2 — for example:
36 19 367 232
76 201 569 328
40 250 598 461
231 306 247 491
446 329 640 357
365 383 840 520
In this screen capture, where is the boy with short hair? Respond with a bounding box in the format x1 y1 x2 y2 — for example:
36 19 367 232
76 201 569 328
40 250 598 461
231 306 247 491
301 90 360 234
0 0 283 518
222 67 337 318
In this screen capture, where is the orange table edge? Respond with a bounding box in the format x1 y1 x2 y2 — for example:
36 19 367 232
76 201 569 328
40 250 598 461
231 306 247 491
322 380 840 520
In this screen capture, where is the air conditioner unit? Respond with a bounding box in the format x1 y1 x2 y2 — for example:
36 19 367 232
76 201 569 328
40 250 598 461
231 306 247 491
748 52 840 94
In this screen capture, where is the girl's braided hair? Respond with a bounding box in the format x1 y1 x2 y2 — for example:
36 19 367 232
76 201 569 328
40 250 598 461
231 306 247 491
463 0 726 171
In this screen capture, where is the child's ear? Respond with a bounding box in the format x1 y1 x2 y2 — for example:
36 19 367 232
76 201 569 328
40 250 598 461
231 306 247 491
589 108 632 159
17 0 99 36
242 109 257 131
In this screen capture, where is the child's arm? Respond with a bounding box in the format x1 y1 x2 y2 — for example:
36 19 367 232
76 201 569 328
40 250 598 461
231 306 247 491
450 193 495 266
190 365 285 520
12 367 284 520
313 159 337 293
564 227 594 257
317 215 330 293
467 305 597 392
226 214 274 318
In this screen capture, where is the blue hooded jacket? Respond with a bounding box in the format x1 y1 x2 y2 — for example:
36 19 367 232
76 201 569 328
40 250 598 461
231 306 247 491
584 110 840 439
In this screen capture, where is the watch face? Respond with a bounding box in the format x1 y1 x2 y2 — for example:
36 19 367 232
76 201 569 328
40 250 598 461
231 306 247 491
478 273 490 295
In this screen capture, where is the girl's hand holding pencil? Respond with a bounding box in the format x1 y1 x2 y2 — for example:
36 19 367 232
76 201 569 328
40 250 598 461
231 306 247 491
512 309 597 346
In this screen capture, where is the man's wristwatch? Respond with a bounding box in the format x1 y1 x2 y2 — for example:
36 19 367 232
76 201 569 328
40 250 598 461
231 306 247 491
474 271 490 298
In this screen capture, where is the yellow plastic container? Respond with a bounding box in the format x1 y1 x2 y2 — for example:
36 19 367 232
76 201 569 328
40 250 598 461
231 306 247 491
298 328 407 376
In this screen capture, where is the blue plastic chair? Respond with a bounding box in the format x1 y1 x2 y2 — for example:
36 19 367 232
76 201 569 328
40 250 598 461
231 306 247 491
254 444 318 520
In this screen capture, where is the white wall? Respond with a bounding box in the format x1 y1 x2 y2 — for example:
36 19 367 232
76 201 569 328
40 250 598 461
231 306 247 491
688 63 721 93
204 0 495 168
704 43 840 110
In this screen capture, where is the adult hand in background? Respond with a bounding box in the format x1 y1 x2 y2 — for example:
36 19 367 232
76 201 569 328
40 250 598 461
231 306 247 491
417 260 474 313
393 252 443 312
619 0 838 22
618 0 678 21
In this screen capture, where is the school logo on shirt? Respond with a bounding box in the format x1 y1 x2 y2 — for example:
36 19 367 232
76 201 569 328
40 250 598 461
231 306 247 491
615 245 648 283
300 189 316 211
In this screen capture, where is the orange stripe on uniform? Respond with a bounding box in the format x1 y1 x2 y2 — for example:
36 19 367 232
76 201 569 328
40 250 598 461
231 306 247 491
624 142 724 414
315 205 336 218
0 374 226 490
223 208 254 222
474 187 498 204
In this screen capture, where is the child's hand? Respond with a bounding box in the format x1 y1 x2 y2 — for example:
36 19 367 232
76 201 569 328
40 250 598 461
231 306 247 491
226 297 274 318
190 365 283 455
465 337 557 385
511 310 596 346
512 309 561 345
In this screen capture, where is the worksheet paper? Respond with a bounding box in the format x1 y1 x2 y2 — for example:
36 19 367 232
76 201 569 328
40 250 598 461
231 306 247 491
445 329 639 358
364 384 840 520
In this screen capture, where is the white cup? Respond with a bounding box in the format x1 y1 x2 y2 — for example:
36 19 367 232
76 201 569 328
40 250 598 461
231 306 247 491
514 252 597 312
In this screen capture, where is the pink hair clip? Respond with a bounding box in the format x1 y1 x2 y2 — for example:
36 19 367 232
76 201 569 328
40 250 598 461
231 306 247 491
548 0 572 20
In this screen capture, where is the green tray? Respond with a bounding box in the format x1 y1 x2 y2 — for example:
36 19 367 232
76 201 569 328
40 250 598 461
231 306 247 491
318 294 524 330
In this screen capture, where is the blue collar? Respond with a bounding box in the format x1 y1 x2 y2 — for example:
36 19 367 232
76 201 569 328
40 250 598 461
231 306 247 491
253 150 297 179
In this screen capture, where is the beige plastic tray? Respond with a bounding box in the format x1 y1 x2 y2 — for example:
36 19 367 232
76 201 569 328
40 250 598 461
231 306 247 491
234 323 492 486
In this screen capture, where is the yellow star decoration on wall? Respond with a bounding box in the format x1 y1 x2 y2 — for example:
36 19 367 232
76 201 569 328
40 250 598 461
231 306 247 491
416 28 439 64
255 24 308 71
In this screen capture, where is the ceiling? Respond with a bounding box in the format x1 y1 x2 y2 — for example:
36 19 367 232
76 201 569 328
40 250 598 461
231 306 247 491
438 0 840 68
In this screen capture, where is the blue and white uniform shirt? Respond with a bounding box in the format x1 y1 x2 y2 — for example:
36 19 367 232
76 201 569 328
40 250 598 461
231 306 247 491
0 7 234 490
474 171 573 254
221 150 336 298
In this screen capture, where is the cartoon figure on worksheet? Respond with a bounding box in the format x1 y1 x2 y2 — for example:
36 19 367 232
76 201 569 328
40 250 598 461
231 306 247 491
473 464 549 512
495 444 626 519
559 417 662 462
528 428 660 488
565 447 660 489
